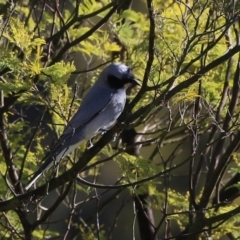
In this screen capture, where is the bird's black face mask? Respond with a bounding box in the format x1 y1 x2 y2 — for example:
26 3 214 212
107 74 140 89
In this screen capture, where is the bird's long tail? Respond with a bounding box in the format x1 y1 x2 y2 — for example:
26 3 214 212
24 170 44 191
24 142 79 191
24 154 57 191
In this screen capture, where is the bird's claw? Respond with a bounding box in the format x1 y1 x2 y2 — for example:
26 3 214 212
99 129 116 142
112 133 117 142
99 128 107 135
87 139 94 149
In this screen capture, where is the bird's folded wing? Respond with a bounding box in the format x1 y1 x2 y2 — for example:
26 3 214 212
42 87 115 162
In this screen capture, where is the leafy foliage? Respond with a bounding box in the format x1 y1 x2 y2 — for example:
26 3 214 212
0 0 240 239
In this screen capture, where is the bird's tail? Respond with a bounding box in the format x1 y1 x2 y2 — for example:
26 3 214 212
24 141 80 191
24 154 57 191
24 170 43 191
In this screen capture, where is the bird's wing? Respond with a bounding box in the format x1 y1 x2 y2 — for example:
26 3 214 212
25 87 115 190
63 86 114 135
41 86 114 164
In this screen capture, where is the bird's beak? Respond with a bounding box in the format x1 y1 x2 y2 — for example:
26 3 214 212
130 78 141 86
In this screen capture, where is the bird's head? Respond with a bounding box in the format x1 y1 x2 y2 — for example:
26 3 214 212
99 63 140 89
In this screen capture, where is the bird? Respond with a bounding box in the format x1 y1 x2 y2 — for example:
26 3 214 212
25 63 139 190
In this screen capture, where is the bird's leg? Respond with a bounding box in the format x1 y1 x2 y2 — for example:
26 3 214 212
87 139 94 149
99 128 108 135
99 128 117 142
112 133 117 142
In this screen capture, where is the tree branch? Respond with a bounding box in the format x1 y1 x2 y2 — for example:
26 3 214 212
50 2 122 64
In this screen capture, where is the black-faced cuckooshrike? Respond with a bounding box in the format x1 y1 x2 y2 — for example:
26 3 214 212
25 63 139 190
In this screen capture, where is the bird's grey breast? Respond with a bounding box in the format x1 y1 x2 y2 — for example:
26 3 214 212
105 88 126 124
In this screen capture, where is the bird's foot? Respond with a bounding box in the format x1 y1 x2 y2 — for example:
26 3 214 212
112 133 117 142
99 128 107 135
87 139 94 149
99 129 117 142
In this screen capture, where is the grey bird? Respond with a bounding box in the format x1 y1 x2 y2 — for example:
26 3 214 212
25 63 139 190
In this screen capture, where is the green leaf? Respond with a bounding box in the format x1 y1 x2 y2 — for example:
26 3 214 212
121 9 141 22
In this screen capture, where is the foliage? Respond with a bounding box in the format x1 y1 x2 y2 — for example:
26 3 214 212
0 0 240 239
